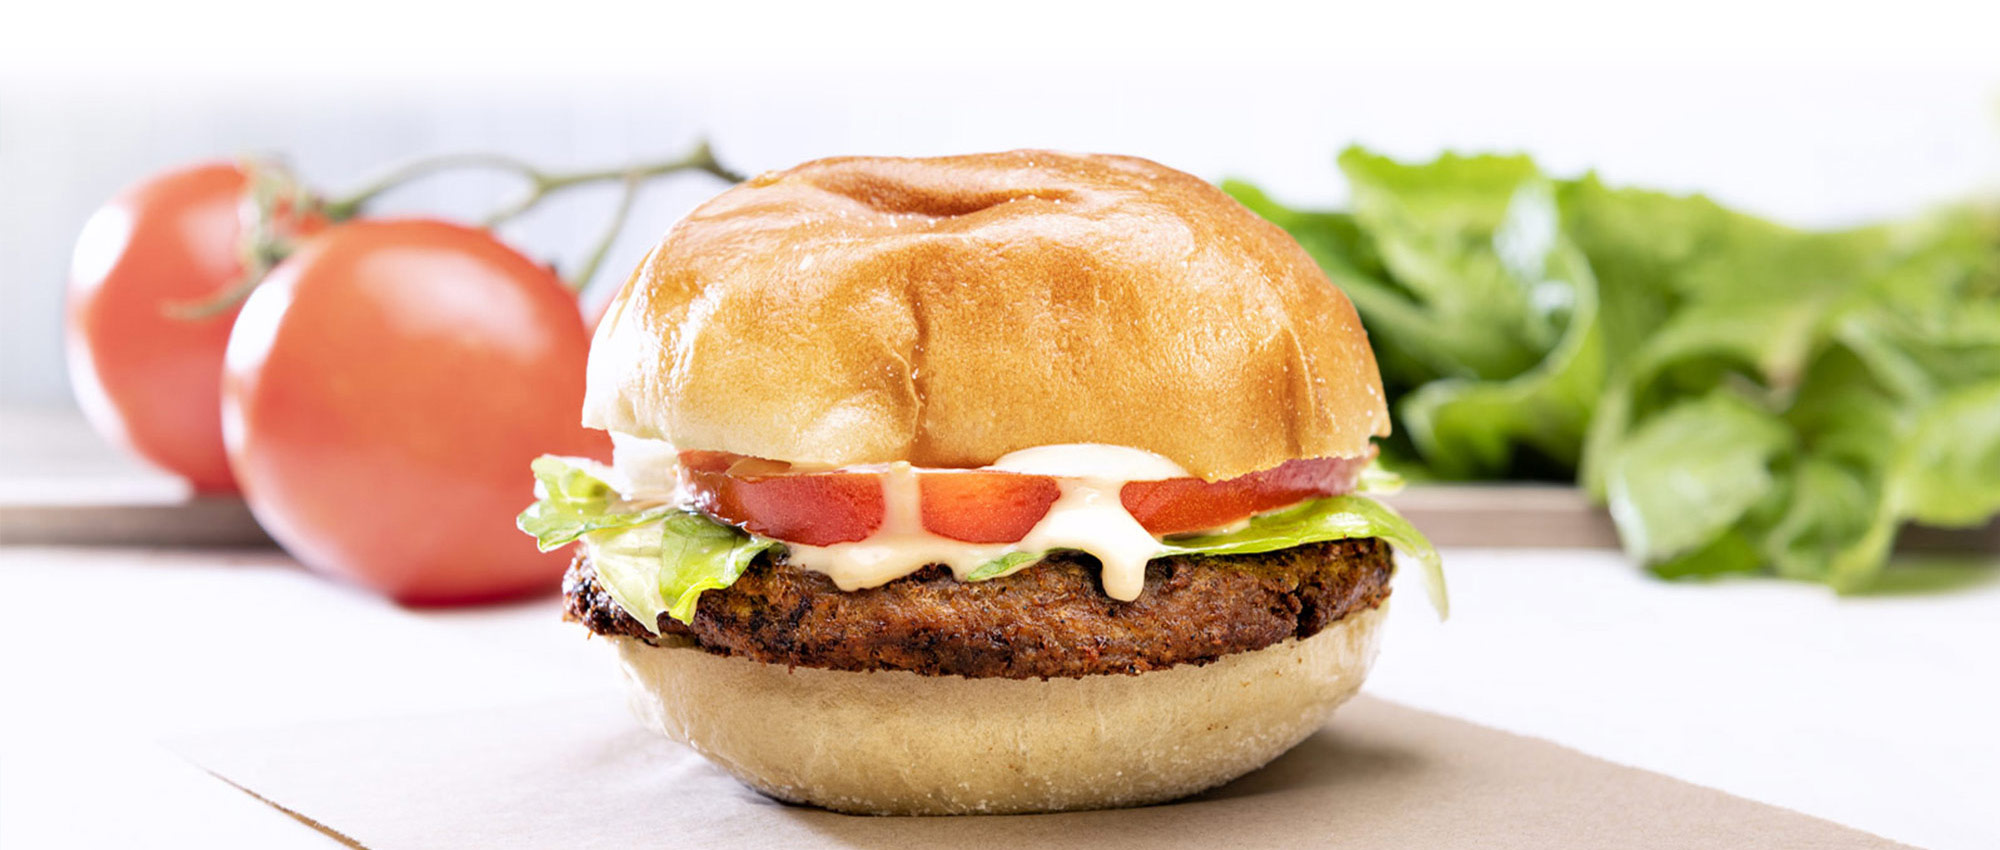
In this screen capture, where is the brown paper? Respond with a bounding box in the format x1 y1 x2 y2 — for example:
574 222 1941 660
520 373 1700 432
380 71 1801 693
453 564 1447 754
175 694 1908 849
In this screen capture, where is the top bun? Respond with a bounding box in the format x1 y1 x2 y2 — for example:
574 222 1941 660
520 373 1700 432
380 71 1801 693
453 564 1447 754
584 150 1387 481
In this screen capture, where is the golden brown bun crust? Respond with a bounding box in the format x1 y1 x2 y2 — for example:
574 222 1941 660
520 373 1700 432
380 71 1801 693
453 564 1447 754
612 603 1385 815
585 150 1388 480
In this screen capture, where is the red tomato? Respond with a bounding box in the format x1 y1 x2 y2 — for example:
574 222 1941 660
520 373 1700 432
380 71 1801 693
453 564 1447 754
684 468 1063 546
677 450 738 473
1120 456 1370 535
678 453 1363 546
66 163 316 492
919 473 1062 543
685 470 884 546
223 219 608 605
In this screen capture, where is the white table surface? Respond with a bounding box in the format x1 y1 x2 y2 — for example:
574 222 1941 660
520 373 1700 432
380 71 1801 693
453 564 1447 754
0 545 1994 849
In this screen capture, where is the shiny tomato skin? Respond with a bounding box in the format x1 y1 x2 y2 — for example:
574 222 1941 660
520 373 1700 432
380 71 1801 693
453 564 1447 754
678 455 1366 547
685 469 884 546
677 450 740 473
66 163 267 492
682 467 1061 546
919 473 1062 543
1120 456 1368 536
223 219 608 605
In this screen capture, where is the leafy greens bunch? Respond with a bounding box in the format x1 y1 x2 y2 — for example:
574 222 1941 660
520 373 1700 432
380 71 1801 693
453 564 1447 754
1227 149 2000 590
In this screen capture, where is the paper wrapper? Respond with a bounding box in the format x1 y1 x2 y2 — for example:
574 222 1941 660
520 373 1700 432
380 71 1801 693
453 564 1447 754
173 693 1909 849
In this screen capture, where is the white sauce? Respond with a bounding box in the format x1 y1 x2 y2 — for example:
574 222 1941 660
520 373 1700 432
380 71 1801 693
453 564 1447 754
987 443 1188 481
1012 477 1161 600
784 462 1015 590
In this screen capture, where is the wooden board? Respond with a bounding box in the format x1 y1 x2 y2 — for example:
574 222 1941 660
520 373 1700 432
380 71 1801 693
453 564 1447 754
0 408 271 546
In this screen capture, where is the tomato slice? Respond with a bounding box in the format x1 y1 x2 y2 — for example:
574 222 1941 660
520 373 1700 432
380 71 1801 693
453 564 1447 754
679 451 1368 546
681 465 1059 546
677 450 739 473
1119 456 1370 536
683 469 884 546
919 473 1062 543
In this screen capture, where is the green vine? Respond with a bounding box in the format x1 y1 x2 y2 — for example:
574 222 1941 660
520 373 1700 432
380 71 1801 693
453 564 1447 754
165 139 741 319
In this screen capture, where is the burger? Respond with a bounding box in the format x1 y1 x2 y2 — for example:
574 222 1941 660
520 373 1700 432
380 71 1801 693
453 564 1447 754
519 150 1446 815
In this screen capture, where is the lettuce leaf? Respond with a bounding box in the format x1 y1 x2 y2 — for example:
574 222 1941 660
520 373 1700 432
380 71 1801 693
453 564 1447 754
518 456 776 633
1601 392 1792 565
1161 495 1447 618
1395 176 1604 480
1231 155 1602 480
1231 151 2000 593
1356 461 1407 494
518 455 670 550
1896 379 2000 528
582 516 777 631
1338 148 1565 383
963 551 1043 582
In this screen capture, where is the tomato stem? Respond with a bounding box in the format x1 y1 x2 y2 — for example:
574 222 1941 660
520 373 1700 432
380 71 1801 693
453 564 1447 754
319 153 545 221
568 173 645 293
478 140 742 227
164 141 743 321
321 139 743 225
164 156 310 321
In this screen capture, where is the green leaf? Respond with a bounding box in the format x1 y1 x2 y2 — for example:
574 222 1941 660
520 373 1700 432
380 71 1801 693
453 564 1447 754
1162 495 1447 618
1761 456 1898 587
1355 460 1407 494
583 514 777 633
1603 392 1791 564
1561 178 1879 496
1224 178 1445 393
1338 148 1565 383
964 551 1044 582
1233 152 2000 593
517 455 775 632
581 523 677 631
516 455 669 550
1897 380 2000 528
1648 529 1765 580
1398 214 1604 479
654 513 780 624
1244 152 1610 481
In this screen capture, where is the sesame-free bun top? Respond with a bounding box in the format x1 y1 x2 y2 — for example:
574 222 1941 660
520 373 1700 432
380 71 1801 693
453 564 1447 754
584 150 1387 481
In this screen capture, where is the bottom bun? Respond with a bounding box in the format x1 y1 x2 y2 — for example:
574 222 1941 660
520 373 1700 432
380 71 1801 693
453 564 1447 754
609 602 1386 815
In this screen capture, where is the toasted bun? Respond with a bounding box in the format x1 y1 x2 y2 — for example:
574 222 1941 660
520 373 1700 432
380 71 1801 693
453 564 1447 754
585 151 1387 480
610 603 1384 815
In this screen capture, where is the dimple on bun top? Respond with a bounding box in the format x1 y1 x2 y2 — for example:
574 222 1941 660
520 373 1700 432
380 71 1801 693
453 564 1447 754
583 150 1388 481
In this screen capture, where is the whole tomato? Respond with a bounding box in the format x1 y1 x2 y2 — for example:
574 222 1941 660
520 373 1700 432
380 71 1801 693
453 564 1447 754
223 219 608 604
66 163 306 492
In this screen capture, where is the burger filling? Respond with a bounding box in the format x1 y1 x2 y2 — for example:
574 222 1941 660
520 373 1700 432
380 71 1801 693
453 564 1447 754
519 442 1444 639
564 539 1394 679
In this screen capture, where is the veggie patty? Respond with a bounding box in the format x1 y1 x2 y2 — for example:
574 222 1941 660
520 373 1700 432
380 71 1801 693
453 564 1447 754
564 539 1393 679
